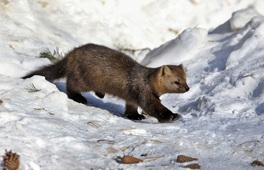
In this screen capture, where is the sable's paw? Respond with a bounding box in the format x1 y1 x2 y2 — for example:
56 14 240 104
95 92 105 99
126 114 146 120
158 113 181 123
72 95 87 104
172 113 181 120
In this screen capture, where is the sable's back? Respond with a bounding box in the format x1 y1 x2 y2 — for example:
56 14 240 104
64 44 144 95
67 44 137 70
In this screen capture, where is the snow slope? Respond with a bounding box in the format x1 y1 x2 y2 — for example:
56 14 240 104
1 1 264 170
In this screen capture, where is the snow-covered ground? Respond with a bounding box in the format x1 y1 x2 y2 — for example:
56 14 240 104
1 0 264 169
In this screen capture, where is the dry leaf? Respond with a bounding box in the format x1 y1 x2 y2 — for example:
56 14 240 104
116 155 143 164
176 154 198 163
183 163 201 169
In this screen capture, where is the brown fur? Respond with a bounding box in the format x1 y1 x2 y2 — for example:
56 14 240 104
23 43 189 122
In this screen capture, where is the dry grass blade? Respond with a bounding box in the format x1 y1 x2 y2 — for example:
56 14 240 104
34 108 54 115
97 139 115 144
87 121 101 128
168 28 180 35
34 108 45 111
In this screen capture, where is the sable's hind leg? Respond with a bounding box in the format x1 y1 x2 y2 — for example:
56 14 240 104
95 92 105 99
66 79 87 104
124 103 146 120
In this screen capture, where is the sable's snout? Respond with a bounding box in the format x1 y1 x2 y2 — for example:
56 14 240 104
185 85 190 91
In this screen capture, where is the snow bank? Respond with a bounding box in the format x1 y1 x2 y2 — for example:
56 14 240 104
230 6 261 31
141 27 208 66
151 7 264 120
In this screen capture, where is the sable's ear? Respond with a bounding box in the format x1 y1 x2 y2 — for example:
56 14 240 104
179 63 186 72
160 65 172 76
179 63 184 69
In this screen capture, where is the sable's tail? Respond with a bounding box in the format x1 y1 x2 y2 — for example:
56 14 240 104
22 58 67 81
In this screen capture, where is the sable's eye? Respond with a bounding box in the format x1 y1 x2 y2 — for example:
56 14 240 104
174 81 180 85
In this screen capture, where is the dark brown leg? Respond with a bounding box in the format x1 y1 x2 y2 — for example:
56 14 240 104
124 103 146 120
140 97 181 123
66 79 87 104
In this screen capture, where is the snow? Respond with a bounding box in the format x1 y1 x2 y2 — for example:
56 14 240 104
1 0 264 169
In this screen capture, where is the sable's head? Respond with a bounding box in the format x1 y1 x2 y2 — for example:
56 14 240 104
157 64 189 95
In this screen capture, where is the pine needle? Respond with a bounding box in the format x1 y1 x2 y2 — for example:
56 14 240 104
26 83 41 93
40 47 64 63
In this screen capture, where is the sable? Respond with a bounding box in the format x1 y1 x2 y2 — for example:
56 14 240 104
23 43 189 122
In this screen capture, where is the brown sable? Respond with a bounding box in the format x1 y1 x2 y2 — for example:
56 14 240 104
23 43 189 122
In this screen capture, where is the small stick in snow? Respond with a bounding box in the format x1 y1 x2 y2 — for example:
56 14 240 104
97 139 115 144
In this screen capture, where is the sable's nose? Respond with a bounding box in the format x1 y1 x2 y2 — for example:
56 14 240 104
185 85 190 91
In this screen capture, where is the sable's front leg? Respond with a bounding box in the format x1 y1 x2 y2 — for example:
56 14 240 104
141 98 181 123
124 103 146 120
157 110 181 123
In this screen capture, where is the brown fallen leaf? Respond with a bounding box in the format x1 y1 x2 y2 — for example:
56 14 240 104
116 155 143 164
0 99 3 104
183 163 201 169
176 154 198 163
2 150 20 170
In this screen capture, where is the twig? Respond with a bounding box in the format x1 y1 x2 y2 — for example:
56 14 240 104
97 139 115 144
34 108 54 115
